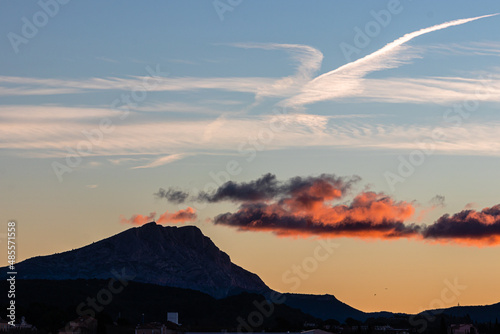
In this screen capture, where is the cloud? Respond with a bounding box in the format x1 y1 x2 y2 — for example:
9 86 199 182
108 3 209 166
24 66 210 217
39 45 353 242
0 42 321 101
134 102 227 114
423 205 500 246
426 41 500 57
0 74 274 97
213 192 419 239
158 207 197 224
198 174 278 202
120 207 197 225
155 188 189 204
415 195 446 222
132 154 188 169
0 86 81 96
108 157 150 165
0 105 118 121
162 173 500 247
4 108 500 160
229 42 323 100
282 13 499 108
120 211 157 226
197 173 280 202
230 43 323 80
429 195 446 208
2 19 500 110
167 173 419 240
167 173 359 203
2 18 500 163
465 202 478 209
350 73 500 104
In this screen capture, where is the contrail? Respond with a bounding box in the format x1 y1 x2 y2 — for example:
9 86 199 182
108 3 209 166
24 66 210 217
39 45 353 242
285 13 499 107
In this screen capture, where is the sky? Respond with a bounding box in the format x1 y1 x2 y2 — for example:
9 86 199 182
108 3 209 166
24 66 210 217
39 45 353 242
1 0 500 314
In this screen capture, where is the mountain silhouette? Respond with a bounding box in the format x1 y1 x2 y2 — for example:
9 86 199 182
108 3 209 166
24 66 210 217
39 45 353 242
7 222 269 298
5 223 499 324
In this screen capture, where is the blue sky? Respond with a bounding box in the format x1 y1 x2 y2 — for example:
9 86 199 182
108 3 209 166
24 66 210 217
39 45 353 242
1 0 500 313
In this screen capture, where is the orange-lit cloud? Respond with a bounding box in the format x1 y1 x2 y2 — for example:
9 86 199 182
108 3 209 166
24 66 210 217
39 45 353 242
158 207 197 224
156 174 500 246
120 207 197 225
422 205 500 246
195 174 419 240
120 212 157 226
213 191 419 240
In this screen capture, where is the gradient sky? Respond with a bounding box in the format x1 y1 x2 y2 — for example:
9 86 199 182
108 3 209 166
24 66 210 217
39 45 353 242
1 0 500 314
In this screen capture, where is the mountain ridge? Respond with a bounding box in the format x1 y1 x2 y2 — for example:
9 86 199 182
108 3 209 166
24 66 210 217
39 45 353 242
4 222 500 323
6 222 269 298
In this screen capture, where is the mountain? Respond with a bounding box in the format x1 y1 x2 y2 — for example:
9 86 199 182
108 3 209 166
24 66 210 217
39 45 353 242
3 222 500 325
6 222 368 321
0 279 319 333
282 293 366 321
7 222 269 298
424 302 500 323
281 294 399 322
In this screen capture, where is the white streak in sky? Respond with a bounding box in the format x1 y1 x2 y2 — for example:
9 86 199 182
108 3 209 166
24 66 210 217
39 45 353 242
282 13 499 108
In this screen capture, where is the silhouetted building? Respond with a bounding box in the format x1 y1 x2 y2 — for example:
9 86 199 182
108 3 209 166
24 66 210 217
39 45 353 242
167 313 179 326
135 322 169 334
58 316 97 334
0 316 36 332
448 324 478 334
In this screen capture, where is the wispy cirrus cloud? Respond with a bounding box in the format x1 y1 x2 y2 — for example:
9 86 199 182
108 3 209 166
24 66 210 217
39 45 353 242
2 107 500 160
2 17 500 164
132 153 190 169
354 74 500 104
1 16 499 108
426 41 500 57
228 42 323 100
0 74 275 96
229 43 323 79
0 105 118 121
0 42 321 100
133 102 233 114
